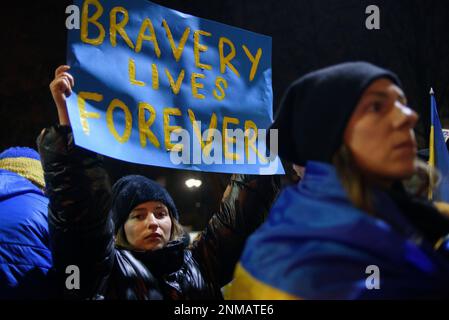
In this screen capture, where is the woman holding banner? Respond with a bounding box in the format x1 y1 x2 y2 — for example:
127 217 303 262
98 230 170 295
38 65 279 300
232 62 449 299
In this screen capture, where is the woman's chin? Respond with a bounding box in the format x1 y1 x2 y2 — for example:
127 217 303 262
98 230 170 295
143 241 164 251
383 166 416 181
149 245 162 251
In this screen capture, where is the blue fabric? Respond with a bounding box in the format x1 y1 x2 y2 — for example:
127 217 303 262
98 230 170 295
0 147 40 161
430 94 449 202
239 161 449 299
0 169 52 299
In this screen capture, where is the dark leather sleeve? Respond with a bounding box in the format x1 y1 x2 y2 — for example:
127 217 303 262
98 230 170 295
37 125 115 299
190 174 280 288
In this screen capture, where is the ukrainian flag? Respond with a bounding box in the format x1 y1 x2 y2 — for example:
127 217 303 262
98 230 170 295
230 162 449 299
428 88 449 202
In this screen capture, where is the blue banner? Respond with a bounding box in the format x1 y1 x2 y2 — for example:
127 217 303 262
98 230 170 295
66 0 283 174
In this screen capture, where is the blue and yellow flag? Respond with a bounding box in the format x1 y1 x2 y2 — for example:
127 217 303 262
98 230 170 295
428 88 449 202
231 162 449 299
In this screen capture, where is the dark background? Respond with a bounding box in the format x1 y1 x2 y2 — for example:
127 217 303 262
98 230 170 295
1 0 448 230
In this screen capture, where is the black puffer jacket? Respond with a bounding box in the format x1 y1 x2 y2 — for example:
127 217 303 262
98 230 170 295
37 125 279 300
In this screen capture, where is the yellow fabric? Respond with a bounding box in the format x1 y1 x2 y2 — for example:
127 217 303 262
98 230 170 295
222 281 233 300
428 125 435 199
433 202 449 251
434 201 449 219
229 263 300 300
0 157 45 189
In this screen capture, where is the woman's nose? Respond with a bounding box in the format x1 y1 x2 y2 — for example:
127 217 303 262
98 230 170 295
146 213 158 228
392 102 418 129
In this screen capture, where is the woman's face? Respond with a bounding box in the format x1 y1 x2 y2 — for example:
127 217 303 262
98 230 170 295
343 78 418 182
124 201 172 251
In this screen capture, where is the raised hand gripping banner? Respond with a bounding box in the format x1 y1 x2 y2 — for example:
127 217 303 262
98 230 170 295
66 0 283 174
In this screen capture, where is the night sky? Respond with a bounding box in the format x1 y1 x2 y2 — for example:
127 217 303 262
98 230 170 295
1 0 448 229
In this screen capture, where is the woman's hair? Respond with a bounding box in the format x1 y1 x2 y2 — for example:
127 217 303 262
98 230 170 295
115 210 185 250
332 145 440 215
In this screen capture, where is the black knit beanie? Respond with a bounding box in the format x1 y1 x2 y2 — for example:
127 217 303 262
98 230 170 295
271 61 402 166
111 175 179 234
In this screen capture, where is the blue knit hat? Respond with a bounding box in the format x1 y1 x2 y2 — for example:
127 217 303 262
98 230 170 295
0 147 45 189
111 175 179 233
271 61 402 166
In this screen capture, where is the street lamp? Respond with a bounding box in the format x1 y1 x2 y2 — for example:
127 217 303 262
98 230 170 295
185 178 202 188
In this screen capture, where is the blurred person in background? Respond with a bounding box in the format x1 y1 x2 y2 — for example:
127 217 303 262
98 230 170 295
0 147 53 299
232 62 449 299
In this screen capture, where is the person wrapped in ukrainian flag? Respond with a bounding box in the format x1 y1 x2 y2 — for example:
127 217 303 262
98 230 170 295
231 62 449 299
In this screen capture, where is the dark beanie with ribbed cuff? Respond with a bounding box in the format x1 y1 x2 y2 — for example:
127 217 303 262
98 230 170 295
270 61 402 166
111 175 179 234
